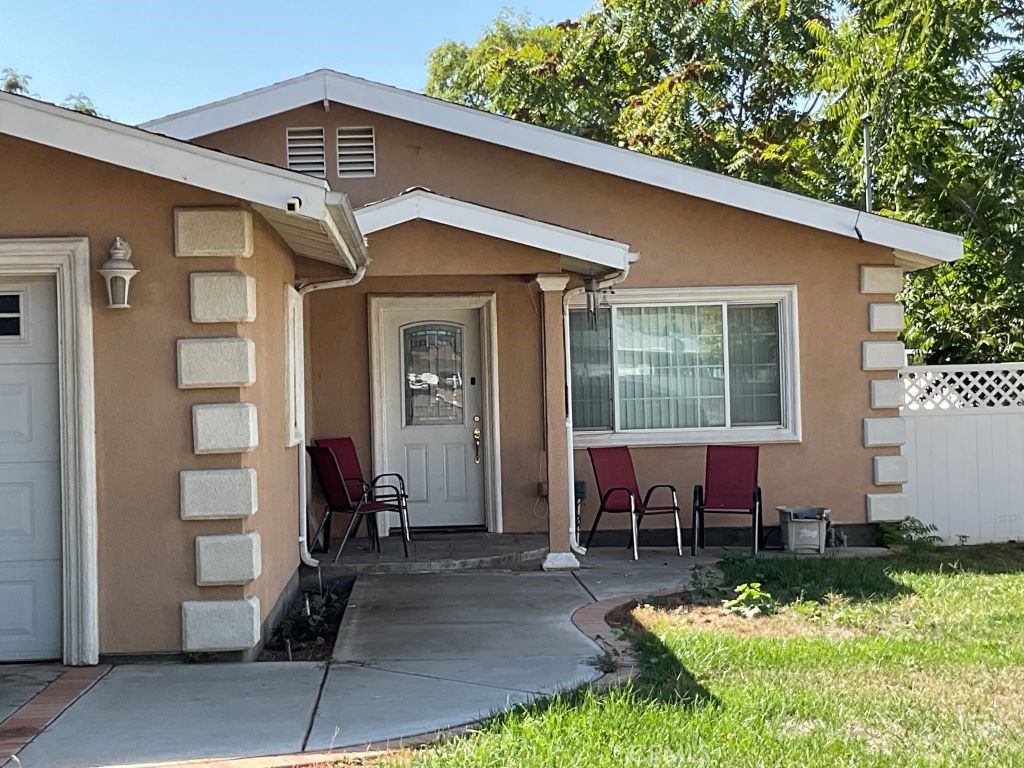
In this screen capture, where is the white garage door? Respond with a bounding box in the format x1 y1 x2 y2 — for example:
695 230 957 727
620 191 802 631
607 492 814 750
0 276 62 661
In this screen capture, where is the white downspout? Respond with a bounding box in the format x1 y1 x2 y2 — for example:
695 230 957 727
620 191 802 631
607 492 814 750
295 265 368 568
564 260 633 555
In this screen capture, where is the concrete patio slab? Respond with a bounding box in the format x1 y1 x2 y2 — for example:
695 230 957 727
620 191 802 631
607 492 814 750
0 664 63 725
575 547 715 601
306 663 534 749
369 655 599 695
13 662 325 768
316 570 602 748
334 572 595 662
10 546 731 765
311 533 548 580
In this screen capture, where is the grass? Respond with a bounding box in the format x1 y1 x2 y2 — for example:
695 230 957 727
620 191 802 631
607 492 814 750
388 543 1024 768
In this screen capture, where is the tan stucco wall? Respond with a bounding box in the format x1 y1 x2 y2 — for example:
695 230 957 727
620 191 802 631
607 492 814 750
201 102 902 530
304 221 562 534
239 217 300 621
0 135 302 653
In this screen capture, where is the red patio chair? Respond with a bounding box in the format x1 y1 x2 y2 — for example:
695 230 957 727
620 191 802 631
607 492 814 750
692 445 762 556
305 445 408 562
315 437 411 547
586 446 683 560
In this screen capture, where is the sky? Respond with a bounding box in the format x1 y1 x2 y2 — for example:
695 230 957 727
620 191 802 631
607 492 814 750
1 0 592 125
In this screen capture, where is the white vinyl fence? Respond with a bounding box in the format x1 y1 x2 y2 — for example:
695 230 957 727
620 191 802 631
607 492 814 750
901 363 1024 543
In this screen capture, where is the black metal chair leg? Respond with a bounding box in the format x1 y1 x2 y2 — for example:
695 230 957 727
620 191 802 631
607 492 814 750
691 506 699 556
400 511 409 558
585 508 604 549
334 511 361 563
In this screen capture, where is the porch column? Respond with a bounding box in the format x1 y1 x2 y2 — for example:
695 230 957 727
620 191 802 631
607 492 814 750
535 274 579 570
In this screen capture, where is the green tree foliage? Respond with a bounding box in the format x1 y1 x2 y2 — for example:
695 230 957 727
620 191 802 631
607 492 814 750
426 0 1024 363
2 67 101 116
2 67 33 95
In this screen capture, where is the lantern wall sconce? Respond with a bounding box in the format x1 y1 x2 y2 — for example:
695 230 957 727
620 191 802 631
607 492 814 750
99 236 139 309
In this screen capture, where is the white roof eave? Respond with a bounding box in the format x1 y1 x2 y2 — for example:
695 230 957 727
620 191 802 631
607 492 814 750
1 90 368 269
355 190 632 272
143 69 963 266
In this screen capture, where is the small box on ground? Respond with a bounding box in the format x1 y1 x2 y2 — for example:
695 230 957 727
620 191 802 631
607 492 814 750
777 506 830 554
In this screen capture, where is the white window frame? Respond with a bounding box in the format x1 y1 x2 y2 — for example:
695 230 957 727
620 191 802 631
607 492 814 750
0 287 27 342
284 285 305 447
569 285 801 447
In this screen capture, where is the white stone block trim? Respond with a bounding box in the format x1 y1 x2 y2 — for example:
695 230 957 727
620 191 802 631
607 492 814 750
190 272 257 324
175 208 254 258
182 597 260 652
177 337 256 389
196 532 262 586
871 378 905 409
866 493 908 521
860 265 905 294
180 468 258 520
869 303 904 333
864 417 907 447
874 455 909 485
863 341 906 370
192 403 259 454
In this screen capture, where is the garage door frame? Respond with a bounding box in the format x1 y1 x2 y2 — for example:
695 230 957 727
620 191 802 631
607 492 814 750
0 237 97 665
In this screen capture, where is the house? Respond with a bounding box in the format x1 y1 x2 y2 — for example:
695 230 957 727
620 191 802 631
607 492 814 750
0 70 962 665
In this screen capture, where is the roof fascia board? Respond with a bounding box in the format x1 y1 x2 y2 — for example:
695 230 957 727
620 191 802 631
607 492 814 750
1 91 374 268
323 77 961 264
355 191 631 270
142 72 328 139
2 91 332 220
143 71 961 265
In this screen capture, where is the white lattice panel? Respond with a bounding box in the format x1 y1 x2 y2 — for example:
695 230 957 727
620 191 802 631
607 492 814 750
901 364 1024 412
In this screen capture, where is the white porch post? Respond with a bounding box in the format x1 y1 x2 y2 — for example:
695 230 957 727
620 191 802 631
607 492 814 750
536 274 579 569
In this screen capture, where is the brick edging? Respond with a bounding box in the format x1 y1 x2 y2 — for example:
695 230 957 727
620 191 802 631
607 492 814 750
0 665 111 760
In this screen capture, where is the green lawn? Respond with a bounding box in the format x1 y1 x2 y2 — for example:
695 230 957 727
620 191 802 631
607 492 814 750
401 544 1024 768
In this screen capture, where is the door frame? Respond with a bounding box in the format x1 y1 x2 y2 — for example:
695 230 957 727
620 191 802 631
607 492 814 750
368 293 502 533
0 237 97 665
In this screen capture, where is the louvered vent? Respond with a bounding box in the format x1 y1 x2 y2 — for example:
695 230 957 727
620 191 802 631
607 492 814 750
286 127 326 178
337 126 376 178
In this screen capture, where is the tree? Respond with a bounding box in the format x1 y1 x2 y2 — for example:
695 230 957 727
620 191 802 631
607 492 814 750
2 67 101 116
814 0 1024 362
427 2 839 197
2 68 33 95
426 1 1024 363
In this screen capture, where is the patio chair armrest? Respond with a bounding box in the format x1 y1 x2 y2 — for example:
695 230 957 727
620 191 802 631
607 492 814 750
368 483 402 498
693 484 704 509
643 484 678 510
600 487 636 512
372 473 407 495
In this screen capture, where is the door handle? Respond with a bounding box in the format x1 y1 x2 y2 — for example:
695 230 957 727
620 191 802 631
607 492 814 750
472 419 482 464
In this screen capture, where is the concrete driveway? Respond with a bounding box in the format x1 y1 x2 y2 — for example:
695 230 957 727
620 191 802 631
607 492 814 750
6 548 701 767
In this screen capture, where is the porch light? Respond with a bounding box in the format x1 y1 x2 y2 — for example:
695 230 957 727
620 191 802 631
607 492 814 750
98 236 139 309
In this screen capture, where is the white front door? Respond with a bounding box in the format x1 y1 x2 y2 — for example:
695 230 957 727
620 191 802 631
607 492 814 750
382 308 486 528
0 276 62 661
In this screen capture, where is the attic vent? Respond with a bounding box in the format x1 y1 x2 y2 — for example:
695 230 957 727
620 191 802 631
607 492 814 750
286 127 326 178
337 126 376 178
